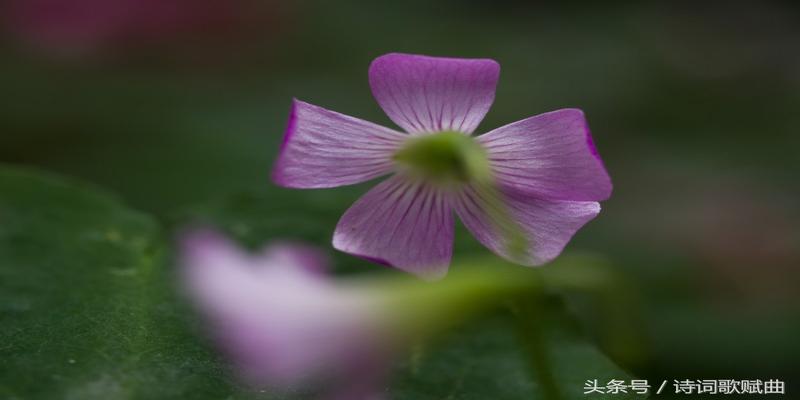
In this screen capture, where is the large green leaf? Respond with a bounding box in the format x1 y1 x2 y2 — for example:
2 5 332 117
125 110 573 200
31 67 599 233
0 167 635 399
0 166 241 399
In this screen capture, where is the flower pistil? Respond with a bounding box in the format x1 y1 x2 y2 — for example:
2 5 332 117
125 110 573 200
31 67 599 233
392 131 491 184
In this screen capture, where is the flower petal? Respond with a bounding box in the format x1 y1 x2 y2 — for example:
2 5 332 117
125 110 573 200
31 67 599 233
477 109 612 201
453 186 600 265
179 229 380 387
272 99 407 188
333 174 454 280
369 53 500 135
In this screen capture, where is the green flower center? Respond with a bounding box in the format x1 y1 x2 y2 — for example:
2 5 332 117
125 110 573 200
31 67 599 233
393 131 529 261
393 131 491 183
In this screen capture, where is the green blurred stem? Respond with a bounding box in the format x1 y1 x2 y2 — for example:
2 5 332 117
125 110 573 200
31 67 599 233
511 297 562 400
471 181 528 259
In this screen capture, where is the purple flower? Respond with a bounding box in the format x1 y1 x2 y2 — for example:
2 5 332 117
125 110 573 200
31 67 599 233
272 53 612 280
180 229 389 399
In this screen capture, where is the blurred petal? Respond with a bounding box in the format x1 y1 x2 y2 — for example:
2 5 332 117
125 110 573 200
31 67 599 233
369 53 500 134
258 241 330 275
272 99 406 188
477 109 612 201
179 229 380 388
453 186 601 265
333 175 454 280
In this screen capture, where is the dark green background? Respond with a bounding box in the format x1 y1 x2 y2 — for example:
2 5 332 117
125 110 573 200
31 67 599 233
1 0 798 397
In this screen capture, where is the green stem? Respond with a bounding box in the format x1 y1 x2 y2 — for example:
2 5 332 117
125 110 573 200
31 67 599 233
511 297 562 400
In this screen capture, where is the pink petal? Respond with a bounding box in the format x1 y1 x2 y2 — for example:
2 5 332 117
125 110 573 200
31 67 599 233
333 174 454 280
369 53 500 135
453 186 601 266
257 241 330 276
272 99 407 188
179 230 380 387
477 109 612 201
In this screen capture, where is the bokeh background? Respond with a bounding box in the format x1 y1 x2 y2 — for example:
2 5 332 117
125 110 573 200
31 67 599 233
2 0 799 396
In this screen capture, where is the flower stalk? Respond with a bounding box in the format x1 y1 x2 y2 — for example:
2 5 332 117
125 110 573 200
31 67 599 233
510 294 563 400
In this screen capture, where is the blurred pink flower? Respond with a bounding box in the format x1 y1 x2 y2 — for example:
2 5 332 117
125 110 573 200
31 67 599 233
180 230 389 399
4 0 284 59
